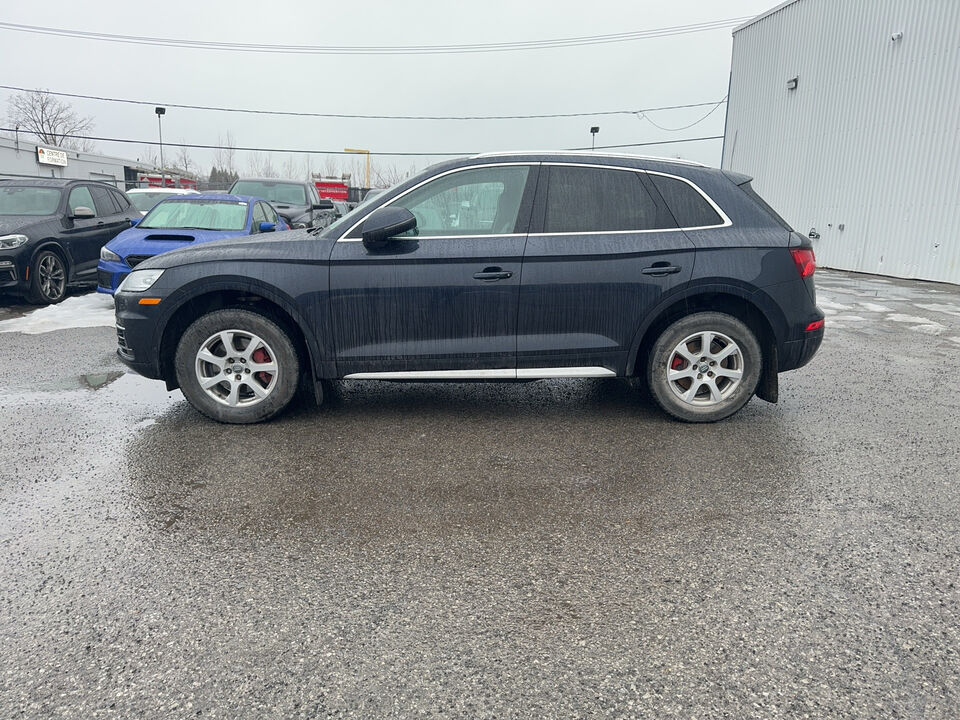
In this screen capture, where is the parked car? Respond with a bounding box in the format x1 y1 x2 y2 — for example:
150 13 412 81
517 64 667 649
229 178 336 230
0 178 140 304
361 188 386 204
114 152 823 424
127 187 199 216
97 194 288 294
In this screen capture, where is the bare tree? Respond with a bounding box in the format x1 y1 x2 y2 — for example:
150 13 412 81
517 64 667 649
212 132 237 174
139 145 159 168
321 154 341 178
281 153 300 180
174 141 195 177
246 151 278 178
6 89 96 151
373 162 416 188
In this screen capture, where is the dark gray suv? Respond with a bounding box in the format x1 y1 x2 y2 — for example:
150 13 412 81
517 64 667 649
115 152 823 424
228 178 336 230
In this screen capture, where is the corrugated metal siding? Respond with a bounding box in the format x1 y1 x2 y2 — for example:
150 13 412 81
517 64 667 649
722 0 960 284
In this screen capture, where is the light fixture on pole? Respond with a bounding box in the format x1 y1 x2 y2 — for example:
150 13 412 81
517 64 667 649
590 126 600 151
344 148 371 189
155 106 166 187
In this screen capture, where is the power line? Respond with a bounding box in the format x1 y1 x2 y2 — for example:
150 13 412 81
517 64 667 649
0 17 752 55
0 84 727 122
636 97 728 132
1 127 723 157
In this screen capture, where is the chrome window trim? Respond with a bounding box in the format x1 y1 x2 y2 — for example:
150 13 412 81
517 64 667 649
343 366 616 380
534 162 732 234
336 162 537 243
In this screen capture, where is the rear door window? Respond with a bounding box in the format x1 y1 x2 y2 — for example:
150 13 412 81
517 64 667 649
543 166 675 233
91 186 120 216
648 174 724 229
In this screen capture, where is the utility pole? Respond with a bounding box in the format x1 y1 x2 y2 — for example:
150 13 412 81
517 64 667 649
155 107 166 186
344 148 371 188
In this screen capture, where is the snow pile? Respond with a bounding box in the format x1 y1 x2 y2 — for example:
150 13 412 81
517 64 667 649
0 293 115 335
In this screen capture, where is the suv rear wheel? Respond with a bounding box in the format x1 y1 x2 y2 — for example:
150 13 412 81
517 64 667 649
646 312 761 423
175 309 300 424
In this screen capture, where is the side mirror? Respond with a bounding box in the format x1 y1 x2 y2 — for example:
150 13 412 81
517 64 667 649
129 217 141 227
72 206 95 219
259 221 276 233
313 201 335 211
361 207 417 249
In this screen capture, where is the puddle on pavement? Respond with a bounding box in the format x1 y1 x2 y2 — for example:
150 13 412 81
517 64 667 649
79 371 125 390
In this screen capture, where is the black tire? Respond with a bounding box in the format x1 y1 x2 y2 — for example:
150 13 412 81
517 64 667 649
646 312 762 423
27 249 68 305
174 308 300 424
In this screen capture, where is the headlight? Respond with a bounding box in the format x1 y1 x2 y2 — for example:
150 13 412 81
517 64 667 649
117 269 164 293
100 246 122 263
0 234 28 249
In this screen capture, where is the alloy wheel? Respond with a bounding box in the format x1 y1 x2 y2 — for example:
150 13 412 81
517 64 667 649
666 330 744 406
194 329 279 407
38 253 66 301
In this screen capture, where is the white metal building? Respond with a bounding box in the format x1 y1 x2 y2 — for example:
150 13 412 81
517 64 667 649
722 0 960 284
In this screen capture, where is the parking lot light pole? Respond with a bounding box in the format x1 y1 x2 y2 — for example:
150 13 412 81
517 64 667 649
344 148 371 189
155 107 166 187
590 126 600 150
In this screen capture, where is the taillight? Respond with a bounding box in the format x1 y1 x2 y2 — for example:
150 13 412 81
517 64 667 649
790 247 816 278
805 319 824 332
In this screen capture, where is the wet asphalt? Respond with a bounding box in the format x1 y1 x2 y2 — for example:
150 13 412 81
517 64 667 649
1 270 959 719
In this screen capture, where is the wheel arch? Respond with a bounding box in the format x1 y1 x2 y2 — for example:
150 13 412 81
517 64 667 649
627 283 785 402
155 278 322 393
30 240 72 280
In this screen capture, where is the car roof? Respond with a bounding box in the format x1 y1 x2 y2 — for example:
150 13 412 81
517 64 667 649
157 193 254 203
128 187 198 194
0 178 86 188
471 150 708 168
232 178 308 186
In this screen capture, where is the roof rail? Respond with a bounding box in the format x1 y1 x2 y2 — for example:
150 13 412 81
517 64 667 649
471 150 707 167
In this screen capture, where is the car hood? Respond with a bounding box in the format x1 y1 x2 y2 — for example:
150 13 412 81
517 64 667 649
106 227 247 260
133 228 328 270
0 215 56 236
272 203 310 219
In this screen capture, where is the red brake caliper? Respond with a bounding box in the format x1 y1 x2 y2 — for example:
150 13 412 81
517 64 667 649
671 354 686 370
252 347 272 384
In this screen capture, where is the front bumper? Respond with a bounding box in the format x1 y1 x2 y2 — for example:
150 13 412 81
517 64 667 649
114 291 165 379
0 246 31 294
97 259 131 295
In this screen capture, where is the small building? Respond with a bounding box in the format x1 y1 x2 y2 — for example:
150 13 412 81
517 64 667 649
722 0 960 284
0 135 196 191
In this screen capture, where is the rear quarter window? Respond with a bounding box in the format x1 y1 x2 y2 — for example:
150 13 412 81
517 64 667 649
648 174 724 229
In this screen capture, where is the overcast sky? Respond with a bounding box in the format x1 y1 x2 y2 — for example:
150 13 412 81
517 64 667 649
1 0 777 183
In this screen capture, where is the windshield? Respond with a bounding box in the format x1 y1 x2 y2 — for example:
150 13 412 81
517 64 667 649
140 199 248 231
130 192 178 213
0 186 62 216
231 181 306 205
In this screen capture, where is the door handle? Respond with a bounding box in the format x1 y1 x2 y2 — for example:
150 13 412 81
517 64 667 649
641 264 681 276
473 267 513 281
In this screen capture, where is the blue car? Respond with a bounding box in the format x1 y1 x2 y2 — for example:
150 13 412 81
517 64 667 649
97 193 288 294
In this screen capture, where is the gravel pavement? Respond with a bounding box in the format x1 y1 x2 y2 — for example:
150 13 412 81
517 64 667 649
1 270 958 718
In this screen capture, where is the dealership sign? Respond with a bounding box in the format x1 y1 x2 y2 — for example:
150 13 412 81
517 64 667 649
36 146 68 167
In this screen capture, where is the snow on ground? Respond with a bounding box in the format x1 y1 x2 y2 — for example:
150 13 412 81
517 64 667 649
857 302 891 313
0 293 115 335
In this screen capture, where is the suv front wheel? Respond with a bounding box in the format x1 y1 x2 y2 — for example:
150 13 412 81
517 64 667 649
646 312 762 423
175 309 300 424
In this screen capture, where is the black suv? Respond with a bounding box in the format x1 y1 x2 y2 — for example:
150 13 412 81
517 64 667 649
115 152 823 424
228 178 336 230
0 178 139 304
